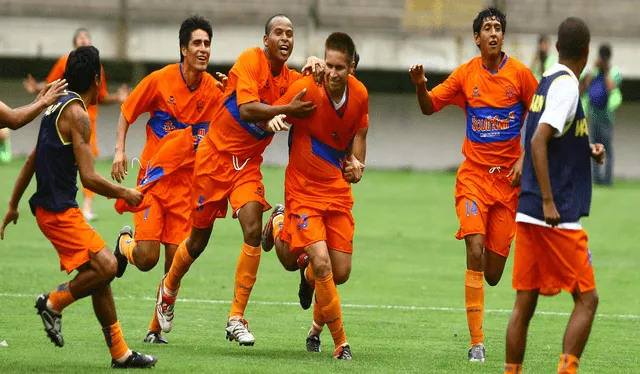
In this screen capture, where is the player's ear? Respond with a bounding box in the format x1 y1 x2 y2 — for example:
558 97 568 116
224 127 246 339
474 32 480 48
263 34 269 48
181 45 187 59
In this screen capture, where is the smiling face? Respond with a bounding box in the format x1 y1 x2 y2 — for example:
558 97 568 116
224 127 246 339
181 29 211 72
474 16 504 59
263 16 294 65
324 48 352 98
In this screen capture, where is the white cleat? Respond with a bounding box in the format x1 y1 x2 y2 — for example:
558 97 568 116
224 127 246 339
225 319 255 346
155 275 176 333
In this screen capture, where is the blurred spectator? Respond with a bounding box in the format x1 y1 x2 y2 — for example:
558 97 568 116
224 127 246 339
0 128 10 164
580 44 622 186
530 35 556 81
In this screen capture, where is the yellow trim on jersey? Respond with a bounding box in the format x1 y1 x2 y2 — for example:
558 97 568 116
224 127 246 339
54 91 87 145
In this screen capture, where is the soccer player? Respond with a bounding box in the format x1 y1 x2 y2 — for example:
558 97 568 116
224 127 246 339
155 14 322 345
409 7 539 362
261 32 368 360
109 15 225 345
0 46 156 369
24 28 130 221
504 17 602 374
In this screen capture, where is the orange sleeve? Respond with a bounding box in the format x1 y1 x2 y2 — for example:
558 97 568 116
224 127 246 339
289 67 303 82
233 50 262 106
430 67 465 112
98 65 109 101
358 87 369 129
520 66 539 108
121 72 157 124
45 56 67 83
273 76 317 126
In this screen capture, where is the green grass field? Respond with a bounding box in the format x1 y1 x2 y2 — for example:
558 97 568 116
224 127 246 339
0 160 639 373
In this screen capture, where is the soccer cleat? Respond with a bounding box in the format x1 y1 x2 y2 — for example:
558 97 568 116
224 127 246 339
156 275 176 333
225 319 255 346
298 258 313 310
114 226 133 278
468 344 486 362
334 343 352 360
34 293 64 347
111 351 158 369
83 211 97 222
306 333 321 353
143 330 168 344
261 204 284 252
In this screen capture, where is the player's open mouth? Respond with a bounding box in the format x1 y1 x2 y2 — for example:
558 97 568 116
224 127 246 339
489 41 498 46
279 45 290 55
197 56 208 62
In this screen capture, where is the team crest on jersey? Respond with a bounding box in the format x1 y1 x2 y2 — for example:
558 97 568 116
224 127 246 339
255 186 264 197
508 111 515 121
197 100 204 113
280 86 287 96
163 120 176 133
505 85 515 99
472 87 481 97
167 96 176 105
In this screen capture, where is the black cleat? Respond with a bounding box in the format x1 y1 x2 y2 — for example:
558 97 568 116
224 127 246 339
34 293 64 347
261 204 284 252
298 263 313 310
114 226 133 278
111 351 158 369
306 333 321 353
334 343 352 360
143 330 168 344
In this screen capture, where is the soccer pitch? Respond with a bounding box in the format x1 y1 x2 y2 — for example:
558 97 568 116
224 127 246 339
0 160 638 373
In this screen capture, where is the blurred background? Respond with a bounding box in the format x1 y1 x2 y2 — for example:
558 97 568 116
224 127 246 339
0 0 638 178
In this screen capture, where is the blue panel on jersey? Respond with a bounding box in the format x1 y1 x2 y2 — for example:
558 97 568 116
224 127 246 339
138 166 166 187
224 91 274 141
146 110 210 146
310 135 347 169
465 102 526 143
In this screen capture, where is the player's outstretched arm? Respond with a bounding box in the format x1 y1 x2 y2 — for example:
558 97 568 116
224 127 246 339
23 74 47 94
531 123 560 226
0 147 37 239
409 64 434 115
239 88 316 122
100 84 131 105
111 112 131 183
0 79 68 130
68 105 143 206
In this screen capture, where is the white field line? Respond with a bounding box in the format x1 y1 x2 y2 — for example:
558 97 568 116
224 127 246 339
1 292 638 320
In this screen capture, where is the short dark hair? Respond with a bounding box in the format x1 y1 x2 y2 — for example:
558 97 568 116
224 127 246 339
599 44 612 61
353 50 360 70
179 15 212 62
473 7 506 35
72 28 90 45
64 46 101 94
265 14 291 35
557 17 590 60
325 32 355 64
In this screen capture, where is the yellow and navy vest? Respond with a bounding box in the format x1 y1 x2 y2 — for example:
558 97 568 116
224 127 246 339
518 70 592 223
29 91 84 215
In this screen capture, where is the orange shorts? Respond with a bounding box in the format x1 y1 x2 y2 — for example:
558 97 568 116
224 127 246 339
280 203 355 255
454 160 519 257
133 167 192 245
35 206 107 274
513 222 596 293
190 136 270 229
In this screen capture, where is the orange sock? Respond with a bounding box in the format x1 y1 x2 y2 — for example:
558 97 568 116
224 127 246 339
147 282 162 333
83 187 95 199
164 239 195 294
505 363 523 373
312 296 324 333
557 353 579 374
465 269 484 347
102 321 130 360
272 214 284 242
315 272 347 349
47 282 76 313
229 243 261 319
305 264 316 285
119 235 136 266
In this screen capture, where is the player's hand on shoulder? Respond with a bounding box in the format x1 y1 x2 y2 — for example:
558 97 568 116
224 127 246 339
590 143 606 165
38 79 68 106
343 155 365 184
302 56 326 86
409 64 427 86
1 206 19 240
287 88 316 118
265 114 290 132
542 199 561 227
215 72 228 93
123 188 143 207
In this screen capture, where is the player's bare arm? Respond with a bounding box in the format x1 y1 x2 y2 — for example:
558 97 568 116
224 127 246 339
531 123 560 226
239 88 316 123
66 104 142 206
0 79 68 130
0 146 37 239
99 84 131 105
507 153 525 188
23 73 47 94
111 112 131 183
409 64 435 115
344 127 367 183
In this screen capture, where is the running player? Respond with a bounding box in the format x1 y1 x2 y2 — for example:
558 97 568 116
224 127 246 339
504 17 602 374
1 46 156 368
155 14 323 345
110 15 225 345
262 32 368 360
409 7 538 362
24 28 130 221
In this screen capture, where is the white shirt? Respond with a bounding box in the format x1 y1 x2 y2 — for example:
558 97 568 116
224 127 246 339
516 63 582 230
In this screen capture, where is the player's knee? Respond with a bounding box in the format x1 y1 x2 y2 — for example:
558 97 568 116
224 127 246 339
582 291 599 313
242 220 262 247
136 250 160 272
466 245 483 269
333 270 351 285
100 253 119 283
186 235 209 258
309 256 332 278
485 271 502 287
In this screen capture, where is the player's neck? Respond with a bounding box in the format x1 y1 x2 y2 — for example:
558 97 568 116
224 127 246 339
481 51 504 72
79 91 93 107
264 49 285 76
558 59 584 80
328 86 346 105
181 63 203 90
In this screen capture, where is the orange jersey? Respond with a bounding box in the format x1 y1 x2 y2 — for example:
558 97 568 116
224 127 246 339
207 47 302 159
430 54 538 167
275 75 369 210
121 63 223 167
46 54 108 131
